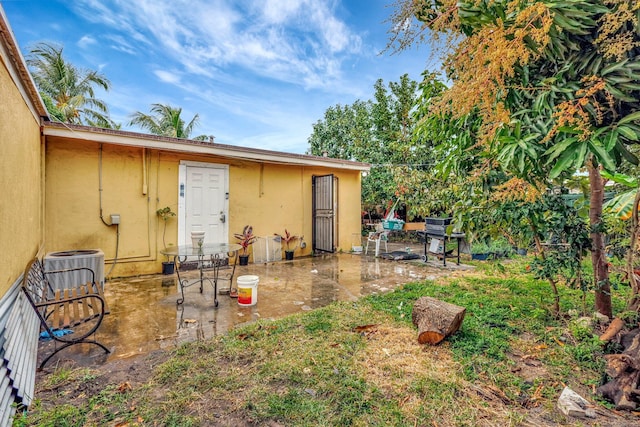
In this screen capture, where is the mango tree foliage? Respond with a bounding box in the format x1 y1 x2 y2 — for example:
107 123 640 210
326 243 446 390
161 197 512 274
603 171 638 221
391 0 640 317
392 72 477 218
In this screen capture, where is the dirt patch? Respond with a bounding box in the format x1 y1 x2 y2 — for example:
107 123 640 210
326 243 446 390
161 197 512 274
34 350 169 409
507 349 548 383
353 323 636 427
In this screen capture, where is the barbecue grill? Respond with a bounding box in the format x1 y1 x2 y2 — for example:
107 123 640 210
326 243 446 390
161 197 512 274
420 218 465 266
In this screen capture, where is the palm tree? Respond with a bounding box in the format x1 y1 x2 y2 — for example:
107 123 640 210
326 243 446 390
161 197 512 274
129 103 207 140
27 42 112 126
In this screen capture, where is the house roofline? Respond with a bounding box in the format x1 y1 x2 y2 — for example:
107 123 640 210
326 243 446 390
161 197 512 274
43 122 371 171
0 6 49 122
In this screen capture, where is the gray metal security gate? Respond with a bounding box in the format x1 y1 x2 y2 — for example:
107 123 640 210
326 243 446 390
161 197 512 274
312 174 337 253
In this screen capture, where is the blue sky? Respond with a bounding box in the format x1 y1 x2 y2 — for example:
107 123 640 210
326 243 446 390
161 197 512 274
2 0 432 154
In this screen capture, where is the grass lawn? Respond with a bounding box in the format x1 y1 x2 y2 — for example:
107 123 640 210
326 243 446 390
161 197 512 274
14 257 638 426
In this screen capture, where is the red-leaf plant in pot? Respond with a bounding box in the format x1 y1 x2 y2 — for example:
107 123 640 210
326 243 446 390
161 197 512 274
275 229 301 260
234 225 257 265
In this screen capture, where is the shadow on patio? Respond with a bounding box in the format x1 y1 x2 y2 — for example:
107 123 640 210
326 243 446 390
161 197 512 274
37 246 473 368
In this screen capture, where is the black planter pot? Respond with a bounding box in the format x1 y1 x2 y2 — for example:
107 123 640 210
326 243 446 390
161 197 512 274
162 262 175 275
285 251 294 261
239 255 249 265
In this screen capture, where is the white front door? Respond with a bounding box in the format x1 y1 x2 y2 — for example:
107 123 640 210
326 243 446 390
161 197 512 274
178 161 228 246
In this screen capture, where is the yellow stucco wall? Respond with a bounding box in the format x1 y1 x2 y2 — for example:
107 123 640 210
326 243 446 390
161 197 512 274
45 141 158 277
45 137 363 277
227 161 362 259
0 58 43 295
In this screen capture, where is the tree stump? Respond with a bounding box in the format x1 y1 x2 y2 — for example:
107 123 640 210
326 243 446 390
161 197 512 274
412 296 466 345
597 329 640 410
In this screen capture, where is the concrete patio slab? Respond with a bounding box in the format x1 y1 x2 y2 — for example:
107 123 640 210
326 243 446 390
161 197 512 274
37 242 473 368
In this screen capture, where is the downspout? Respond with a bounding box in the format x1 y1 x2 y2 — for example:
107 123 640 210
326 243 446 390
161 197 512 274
98 144 120 278
259 163 264 197
141 147 153 261
98 144 111 227
142 148 148 195
300 167 306 251
39 126 47 257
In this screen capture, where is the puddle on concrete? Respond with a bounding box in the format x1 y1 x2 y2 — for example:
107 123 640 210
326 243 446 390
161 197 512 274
40 248 472 366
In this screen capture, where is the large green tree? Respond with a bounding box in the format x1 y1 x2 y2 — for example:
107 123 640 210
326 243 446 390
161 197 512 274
27 42 114 126
307 100 372 160
391 0 640 317
129 103 208 140
390 71 475 219
309 74 433 214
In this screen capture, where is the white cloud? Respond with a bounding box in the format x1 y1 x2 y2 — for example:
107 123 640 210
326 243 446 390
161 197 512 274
154 70 182 85
74 0 151 46
260 0 303 24
105 35 137 55
71 0 363 91
77 35 97 49
306 1 354 53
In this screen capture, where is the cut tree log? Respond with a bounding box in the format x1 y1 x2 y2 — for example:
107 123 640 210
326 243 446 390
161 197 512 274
600 317 625 342
412 296 466 345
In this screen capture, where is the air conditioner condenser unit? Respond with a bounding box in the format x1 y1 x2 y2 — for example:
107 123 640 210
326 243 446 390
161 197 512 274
43 249 105 291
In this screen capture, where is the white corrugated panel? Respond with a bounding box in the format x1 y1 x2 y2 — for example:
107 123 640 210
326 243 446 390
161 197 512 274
0 273 38 424
253 237 282 263
0 375 14 427
4 292 38 404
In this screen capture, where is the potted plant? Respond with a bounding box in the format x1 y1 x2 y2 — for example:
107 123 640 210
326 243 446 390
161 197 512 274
470 240 491 261
234 225 257 265
490 237 514 259
275 229 301 260
513 231 533 256
157 206 176 274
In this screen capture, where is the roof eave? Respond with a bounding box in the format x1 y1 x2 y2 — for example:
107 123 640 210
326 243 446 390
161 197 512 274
43 123 371 171
0 6 49 122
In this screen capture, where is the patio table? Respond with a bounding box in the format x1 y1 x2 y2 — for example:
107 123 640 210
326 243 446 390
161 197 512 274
161 243 241 307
